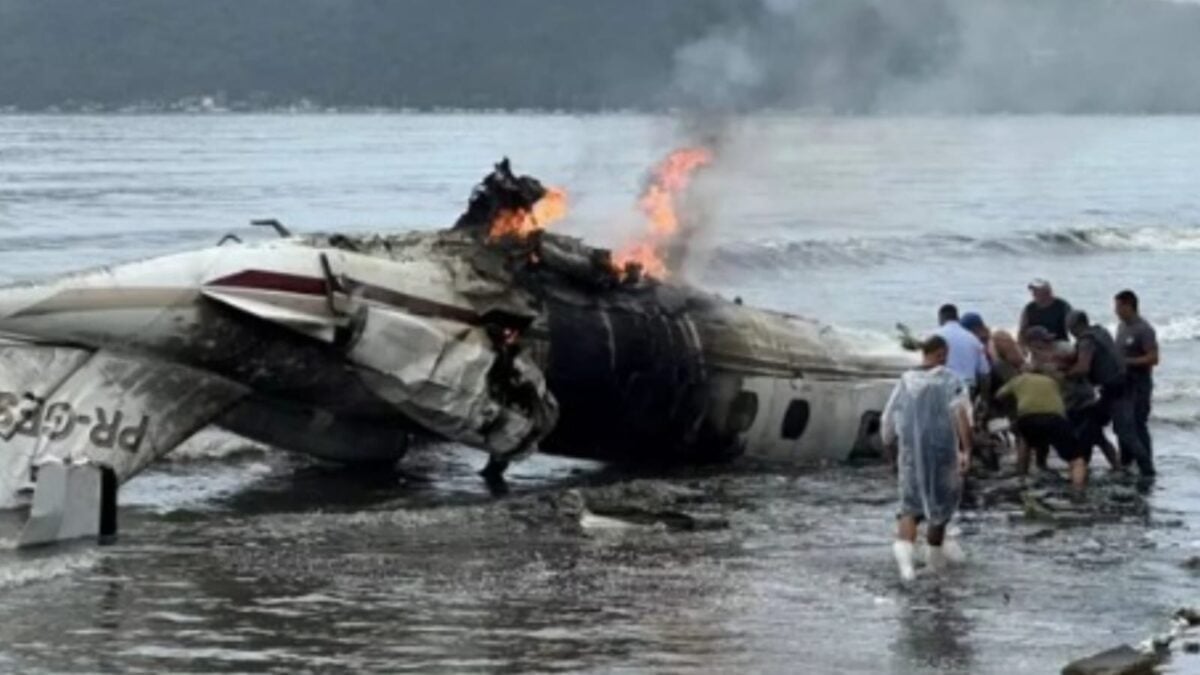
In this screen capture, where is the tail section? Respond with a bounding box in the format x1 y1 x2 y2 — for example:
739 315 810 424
0 341 248 547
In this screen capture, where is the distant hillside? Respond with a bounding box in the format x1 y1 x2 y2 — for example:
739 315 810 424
3 0 1200 113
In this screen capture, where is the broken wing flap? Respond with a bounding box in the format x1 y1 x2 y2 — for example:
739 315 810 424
0 349 247 547
347 306 559 461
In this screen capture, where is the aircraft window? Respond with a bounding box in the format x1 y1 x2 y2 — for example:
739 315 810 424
727 391 759 433
781 399 810 440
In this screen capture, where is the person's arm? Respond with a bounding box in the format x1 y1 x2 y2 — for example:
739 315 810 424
1018 307 1030 349
1066 341 1092 378
954 397 974 474
1127 346 1160 368
1059 300 1073 339
976 342 991 378
1127 327 1160 368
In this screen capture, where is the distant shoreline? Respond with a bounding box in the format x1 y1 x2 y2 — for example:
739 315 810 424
8 107 1200 118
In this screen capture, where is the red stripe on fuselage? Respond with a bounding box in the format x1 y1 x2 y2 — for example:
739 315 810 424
207 270 327 296
206 269 513 329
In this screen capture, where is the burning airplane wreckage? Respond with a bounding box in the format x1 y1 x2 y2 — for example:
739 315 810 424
0 152 912 546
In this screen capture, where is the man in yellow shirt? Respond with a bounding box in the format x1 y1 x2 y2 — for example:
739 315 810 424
996 369 1087 491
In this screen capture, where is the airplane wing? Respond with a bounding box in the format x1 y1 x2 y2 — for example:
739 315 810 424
0 341 248 546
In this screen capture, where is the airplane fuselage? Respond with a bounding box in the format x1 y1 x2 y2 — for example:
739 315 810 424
0 229 913 493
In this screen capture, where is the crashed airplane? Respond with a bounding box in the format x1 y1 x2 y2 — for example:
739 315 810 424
0 159 912 547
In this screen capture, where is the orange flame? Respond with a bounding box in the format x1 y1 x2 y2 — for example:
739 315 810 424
488 187 569 241
613 148 713 279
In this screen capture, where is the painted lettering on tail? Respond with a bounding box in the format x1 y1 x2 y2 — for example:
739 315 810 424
0 391 149 453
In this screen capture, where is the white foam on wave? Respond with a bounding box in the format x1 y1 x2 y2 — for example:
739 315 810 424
0 550 98 590
1152 409 1200 428
1153 380 1200 403
169 428 269 462
707 223 1200 274
1079 226 1200 252
1158 315 1200 343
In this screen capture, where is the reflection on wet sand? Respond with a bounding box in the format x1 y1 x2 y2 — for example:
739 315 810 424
891 586 975 673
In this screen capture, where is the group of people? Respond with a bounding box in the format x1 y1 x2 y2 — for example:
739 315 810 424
881 279 1160 581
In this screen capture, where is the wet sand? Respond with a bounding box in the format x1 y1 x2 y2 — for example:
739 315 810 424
0 437 1197 673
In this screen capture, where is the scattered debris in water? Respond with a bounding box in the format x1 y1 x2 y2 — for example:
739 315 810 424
962 470 1152 528
1061 644 1160 675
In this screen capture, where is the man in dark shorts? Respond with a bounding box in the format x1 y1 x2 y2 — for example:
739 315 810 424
1114 289 1159 468
1066 310 1154 478
1019 279 1072 348
996 369 1087 490
1060 371 1121 471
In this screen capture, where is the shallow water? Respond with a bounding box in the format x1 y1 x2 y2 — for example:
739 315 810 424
1 114 1199 673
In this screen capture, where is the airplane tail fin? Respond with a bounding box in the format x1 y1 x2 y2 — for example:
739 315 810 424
17 462 117 548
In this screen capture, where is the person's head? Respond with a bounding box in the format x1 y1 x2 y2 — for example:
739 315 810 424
921 335 949 367
1028 278 1054 306
960 312 988 340
921 333 950 365
991 329 1023 367
1066 309 1090 339
937 304 959 326
1114 289 1139 322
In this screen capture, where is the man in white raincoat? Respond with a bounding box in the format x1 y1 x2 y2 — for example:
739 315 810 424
882 335 974 582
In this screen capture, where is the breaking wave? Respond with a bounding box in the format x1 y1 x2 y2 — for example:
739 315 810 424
1158 315 1200 344
1152 409 1200 429
1153 381 1200 404
706 224 1200 272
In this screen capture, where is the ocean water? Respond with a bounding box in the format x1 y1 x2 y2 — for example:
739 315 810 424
1 114 1199 673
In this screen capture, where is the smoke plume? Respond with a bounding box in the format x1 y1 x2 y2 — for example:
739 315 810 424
667 0 1200 115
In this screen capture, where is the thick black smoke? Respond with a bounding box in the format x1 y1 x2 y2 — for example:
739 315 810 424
668 0 1200 115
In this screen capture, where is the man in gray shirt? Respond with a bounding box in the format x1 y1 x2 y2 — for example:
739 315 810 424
1066 309 1154 478
1115 290 1159 470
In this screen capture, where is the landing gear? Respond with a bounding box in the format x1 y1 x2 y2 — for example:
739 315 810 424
480 456 510 496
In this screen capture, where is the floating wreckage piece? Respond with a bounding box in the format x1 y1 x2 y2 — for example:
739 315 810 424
963 470 1151 528
1177 608 1200 627
1063 606 1200 674
1019 483 1149 527
552 483 729 534
1061 645 1160 675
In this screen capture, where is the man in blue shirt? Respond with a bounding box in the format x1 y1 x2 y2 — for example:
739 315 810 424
936 304 991 392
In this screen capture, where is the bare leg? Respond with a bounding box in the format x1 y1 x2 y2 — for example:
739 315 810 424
897 515 919 543
925 523 952 572
926 523 946 547
1069 458 1088 491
